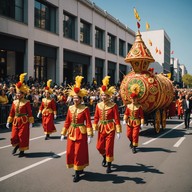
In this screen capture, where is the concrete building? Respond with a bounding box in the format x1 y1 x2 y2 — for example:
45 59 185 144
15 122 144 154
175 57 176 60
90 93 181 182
141 29 171 74
0 0 135 85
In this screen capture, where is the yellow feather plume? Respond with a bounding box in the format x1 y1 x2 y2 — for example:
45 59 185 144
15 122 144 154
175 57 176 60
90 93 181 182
47 79 52 88
108 86 116 95
19 73 27 83
102 76 110 86
75 76 84 88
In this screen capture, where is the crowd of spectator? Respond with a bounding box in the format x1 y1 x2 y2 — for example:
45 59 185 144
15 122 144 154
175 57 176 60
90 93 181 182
0 75 123 127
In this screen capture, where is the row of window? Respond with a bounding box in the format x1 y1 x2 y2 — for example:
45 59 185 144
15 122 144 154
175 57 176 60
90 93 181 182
0 0 132 57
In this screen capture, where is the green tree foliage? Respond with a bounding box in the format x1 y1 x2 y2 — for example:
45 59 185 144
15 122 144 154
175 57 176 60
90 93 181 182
182 74 192 88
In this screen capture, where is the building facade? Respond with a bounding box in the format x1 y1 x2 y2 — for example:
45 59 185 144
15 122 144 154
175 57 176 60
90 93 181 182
0 0 135 85
141 29 171 74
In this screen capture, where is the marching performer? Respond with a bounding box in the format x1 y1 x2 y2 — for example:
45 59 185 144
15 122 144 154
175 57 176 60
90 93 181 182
6 73 34 157
93 76 122 173
37 80 57 140
60 76 93 182
123 92 144 153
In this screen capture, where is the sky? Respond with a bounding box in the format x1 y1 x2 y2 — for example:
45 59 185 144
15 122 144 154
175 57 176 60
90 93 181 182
92 0 192 75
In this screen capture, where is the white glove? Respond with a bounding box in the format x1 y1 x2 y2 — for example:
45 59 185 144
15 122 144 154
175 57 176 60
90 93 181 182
6 123 10 129
123 120 126 125
60 135 65 141
87 136 92 144
37 112 41 118
116 133 121 139
54 115 57 119
140 124 144 129
29 123 33 128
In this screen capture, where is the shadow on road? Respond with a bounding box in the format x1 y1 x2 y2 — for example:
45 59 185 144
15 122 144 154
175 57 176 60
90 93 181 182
81 171 146 184
25 151 61 158
138 147 176 153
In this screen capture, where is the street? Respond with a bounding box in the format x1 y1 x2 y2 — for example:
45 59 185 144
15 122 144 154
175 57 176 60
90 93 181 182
0 117 192 192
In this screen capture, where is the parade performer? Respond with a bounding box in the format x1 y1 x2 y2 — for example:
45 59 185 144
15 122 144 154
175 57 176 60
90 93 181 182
123 92 144 153
37 79 57 140
60 76 93 182
93 76 122 173
176 94 184 119
6 73 34 157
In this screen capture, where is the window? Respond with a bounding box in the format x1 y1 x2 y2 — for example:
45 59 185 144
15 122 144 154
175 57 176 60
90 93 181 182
0 0 24 22
34 0 56 33
80 20 91 45
95 27 104 50
63 12 76 40
127 43 132 53
119 39 125 57
34 56 47 82
107 33 116 54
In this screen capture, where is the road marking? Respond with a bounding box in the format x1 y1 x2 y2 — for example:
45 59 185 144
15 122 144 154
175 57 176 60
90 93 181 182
142 122 184 145
0 135 45 150
0 151 66 182
173 137 185 147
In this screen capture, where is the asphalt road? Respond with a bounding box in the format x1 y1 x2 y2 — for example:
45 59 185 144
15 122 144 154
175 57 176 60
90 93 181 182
0 117 192 192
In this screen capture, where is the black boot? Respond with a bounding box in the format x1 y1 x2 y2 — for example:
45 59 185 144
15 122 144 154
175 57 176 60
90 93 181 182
18 151 25 157
73 171 80 182
106 162 112 173
132 146 137 154
129 141 133 149
102 155 106 167
12 145 19 155
45 134 50 140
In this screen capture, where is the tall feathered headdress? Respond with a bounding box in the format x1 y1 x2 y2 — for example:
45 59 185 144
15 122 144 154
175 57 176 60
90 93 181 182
68 76 87 98
15 73 30 94
45 79 53 94
100 76 116 96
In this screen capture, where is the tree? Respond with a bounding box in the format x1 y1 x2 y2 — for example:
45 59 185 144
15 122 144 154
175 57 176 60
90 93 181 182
182 74 192 88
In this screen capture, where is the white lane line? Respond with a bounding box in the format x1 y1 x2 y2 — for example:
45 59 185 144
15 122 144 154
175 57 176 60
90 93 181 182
0 135 45 149
173 137 185 147
0 151 66 182
142 122 184 145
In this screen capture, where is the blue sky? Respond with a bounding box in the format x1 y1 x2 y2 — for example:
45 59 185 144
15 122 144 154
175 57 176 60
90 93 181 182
92 0 192 75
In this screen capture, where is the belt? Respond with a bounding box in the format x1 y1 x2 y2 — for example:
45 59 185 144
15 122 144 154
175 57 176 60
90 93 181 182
15 113 27 117
100 119 114 125
70 123 84 128
129 117 139 120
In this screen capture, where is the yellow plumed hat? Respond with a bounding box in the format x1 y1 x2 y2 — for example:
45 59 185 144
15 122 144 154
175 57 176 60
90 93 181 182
100 76 116 96
68 76 87 98
15 73 30 94
45 79 53 94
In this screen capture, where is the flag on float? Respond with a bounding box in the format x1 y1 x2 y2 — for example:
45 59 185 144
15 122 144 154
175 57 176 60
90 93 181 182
148 39 152 46
146 22 150 30
155 47 158 53
133 7 141 21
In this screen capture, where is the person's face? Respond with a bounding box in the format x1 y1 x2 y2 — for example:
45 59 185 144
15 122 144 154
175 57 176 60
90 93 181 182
131 97 137 104
101 93 110 102
73 95 81 106
45 91 50 98
16 91 24 100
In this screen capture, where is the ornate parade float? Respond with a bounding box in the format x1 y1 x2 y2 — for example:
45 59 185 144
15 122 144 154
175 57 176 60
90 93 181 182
120 31 175 133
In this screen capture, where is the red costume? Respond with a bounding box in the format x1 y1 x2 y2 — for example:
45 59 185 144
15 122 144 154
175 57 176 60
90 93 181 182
39 97 57 135
93 101 121 162
124 103 144 147
176 98 183 119
61 104 93 170
7 98 34 151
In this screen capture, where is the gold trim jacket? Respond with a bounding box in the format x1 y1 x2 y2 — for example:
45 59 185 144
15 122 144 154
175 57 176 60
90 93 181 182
61 104 93 141
93 101 122 134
